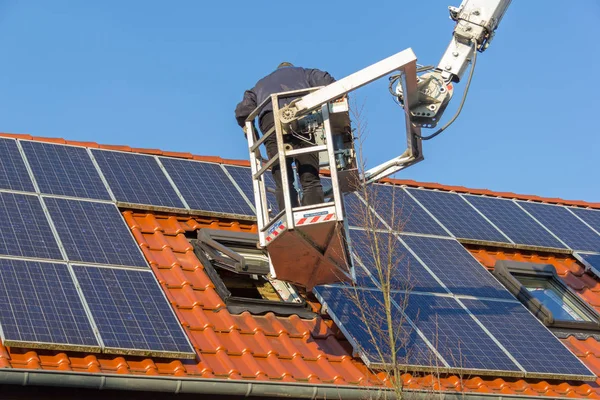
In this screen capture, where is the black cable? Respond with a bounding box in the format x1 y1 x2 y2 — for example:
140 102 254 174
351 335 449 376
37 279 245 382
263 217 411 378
416 42 478 141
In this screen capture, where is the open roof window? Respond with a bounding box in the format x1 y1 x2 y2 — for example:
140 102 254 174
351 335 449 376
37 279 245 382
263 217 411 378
493 260 600 336
192 229 313 318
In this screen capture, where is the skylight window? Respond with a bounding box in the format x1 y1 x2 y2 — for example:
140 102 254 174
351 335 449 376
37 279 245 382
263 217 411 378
493 260 600 335
519 276 591 322
192 229 313 318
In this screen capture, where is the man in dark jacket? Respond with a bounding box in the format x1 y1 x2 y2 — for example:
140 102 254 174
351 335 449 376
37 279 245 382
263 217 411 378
235 62 335 210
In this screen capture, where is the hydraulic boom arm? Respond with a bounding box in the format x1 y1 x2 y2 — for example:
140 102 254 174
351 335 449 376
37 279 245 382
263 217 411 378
277 0 512 184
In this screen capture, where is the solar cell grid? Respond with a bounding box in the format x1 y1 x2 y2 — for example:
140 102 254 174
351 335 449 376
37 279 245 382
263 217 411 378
21 141 111 200
160 158 252 215
224 165 279 215
0 259 99 350
395 293 520 372
569 207 600 234
406 188 510 243
464 195 566 249
92 150 184 208
461 298 594 378
367 185 449 236
73 265 194 358
0 192 63 260
0 138 35 192
518 201 600 252
574 253 600 272
314 286 439 366
349 229 445 293
44 197 147 268
344 192 384 229
400 235 513 299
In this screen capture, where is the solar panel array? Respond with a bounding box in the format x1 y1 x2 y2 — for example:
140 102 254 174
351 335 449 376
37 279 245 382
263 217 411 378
0 136 596 254
0 139 196 357
406 188 510 243
318 224 594 379
343 184 600 254
0 259 99 351
517 201 600 252
0 136 598 375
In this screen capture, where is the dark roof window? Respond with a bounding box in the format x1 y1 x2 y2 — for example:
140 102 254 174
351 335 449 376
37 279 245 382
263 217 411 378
192 229 313 318
493 260 600 337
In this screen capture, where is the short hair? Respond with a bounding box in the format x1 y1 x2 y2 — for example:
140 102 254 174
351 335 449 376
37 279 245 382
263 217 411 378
277 62 294 69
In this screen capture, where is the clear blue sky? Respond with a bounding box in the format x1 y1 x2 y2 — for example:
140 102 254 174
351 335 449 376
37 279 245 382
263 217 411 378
0 1 598 201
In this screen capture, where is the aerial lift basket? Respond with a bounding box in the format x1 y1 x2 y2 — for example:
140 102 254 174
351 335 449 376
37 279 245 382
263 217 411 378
245 90 357 290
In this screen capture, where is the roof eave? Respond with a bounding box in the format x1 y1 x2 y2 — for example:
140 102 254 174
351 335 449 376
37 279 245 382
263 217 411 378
0 368 578 400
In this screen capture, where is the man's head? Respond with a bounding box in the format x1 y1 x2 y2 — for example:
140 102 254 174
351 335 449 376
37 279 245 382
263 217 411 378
277 62 294 69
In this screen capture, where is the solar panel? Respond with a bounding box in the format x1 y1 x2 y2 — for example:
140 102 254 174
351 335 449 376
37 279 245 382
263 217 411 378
91 150 184 208
349 229 446 293
569 207 600 233
461 298 594 379
160 158 253 215
0 138 35 192
395 292 521 373
518 201 600 252
21 141 112 201
0 192 63 260
464 195 566 249
0 259 99 351
314 286 440 367
344 191 384 229
223 165 279 215
365 185 449 236
574 253 600 272
73 265 195 358
400 235 513 299
406 188 510 243
44 197 148 268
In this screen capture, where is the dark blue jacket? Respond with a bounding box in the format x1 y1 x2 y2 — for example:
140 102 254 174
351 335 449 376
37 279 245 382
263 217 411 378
235 66 335 128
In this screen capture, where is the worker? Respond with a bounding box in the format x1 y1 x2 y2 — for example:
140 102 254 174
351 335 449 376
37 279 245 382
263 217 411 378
235 62 335 210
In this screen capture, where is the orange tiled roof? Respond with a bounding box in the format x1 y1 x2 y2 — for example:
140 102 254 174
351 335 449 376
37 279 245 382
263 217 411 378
1 132 600 399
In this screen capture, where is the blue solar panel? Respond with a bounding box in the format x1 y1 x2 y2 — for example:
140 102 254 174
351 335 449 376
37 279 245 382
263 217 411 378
518 201 600 252
574 253 600 272
160 158 253 215
349 229 446 293
461 298 594 379
406 189 510 243
44 198 148 268
400 235 513 299
21 141 111 200
569 207 600 233
344 191 384 229
223 165 279 215
464 195 566 249
92 150 184 208
366 185 449 236
73 265 194 358
395 293 521 373
0 192 63 260
314 286 440 367
0 259 99 350
0 138 35 192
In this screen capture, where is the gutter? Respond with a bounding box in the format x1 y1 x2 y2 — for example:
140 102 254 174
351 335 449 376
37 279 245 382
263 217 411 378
0 369 575 400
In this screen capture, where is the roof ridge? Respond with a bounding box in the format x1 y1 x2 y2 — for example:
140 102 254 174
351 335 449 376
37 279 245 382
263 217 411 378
2 132 598 209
